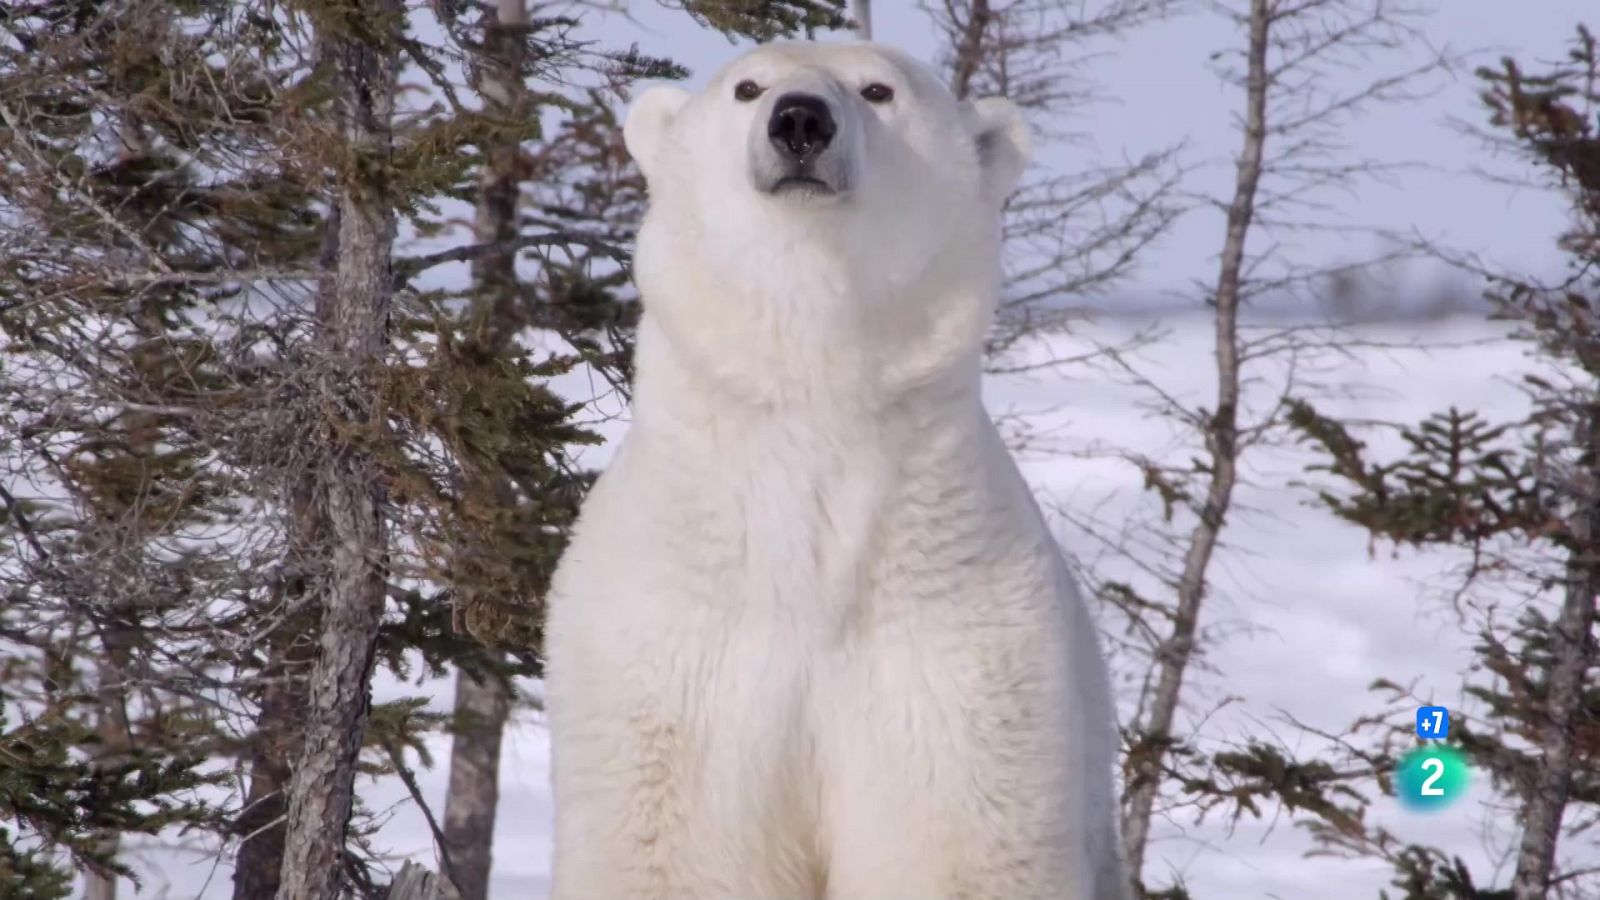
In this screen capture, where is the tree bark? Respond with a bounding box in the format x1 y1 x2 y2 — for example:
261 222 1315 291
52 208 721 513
274 3 400 897
468 0 527 352
83 853 117 900
235 179 343 900
439 673 511 900
390 861 441 900
84 649 132 900
1510 403 1600 899
83 97 168 900
1118 0 1267 889
232 584 318 900
232 661 306 900
84 527 143 900
438 4 527 897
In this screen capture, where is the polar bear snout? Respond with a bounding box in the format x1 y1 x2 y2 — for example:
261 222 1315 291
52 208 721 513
749 89 854 199
768 93 836 162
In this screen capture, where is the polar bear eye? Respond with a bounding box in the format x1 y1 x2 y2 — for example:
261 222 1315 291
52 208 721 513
860 83 894 104
734 80 765 102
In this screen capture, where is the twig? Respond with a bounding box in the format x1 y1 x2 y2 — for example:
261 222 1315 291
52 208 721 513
381 739 465 899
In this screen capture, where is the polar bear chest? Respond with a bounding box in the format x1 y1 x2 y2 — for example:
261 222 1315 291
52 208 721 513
550 387 1082 882
666 411 894 631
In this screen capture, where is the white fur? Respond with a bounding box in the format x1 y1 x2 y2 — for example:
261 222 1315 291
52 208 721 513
545 41 1130 900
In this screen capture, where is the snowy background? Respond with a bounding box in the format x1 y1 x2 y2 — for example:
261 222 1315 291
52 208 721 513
108 0 1600 895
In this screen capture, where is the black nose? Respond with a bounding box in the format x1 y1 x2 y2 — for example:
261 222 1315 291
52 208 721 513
768 93 836 161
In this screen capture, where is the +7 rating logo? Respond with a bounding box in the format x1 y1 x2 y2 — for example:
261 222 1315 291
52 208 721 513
1416 705 1449 739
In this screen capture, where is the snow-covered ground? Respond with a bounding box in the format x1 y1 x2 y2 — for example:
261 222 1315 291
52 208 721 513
121 314 1556 898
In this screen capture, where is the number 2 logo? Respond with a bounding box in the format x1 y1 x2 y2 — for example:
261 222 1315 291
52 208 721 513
1420 757 1445 796
1398 746 1468 811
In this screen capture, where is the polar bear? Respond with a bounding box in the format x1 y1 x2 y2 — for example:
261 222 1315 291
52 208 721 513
544 41 1129 900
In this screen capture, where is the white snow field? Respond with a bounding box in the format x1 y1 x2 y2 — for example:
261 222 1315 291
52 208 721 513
119 314 1560 899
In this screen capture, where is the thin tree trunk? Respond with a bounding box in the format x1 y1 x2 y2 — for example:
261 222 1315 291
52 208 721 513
83 865 117 900
1510 403 1600 898
84 562 140 900
232 571 320 900
84 649 131 900
438 4 527 897
274 3 400 896
1119 0 1267 888
83 97 168 900
83 850 117 900
468 0 527 347
440 673 511 900
853 0 872 39
947 0 992 101
234 191 343 900
232 658 307 900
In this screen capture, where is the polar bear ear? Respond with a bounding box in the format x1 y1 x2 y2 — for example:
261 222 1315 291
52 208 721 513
968 96 1031 203
624 86 691 183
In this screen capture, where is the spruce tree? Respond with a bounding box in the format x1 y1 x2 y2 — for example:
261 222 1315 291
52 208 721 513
1 1 320 891
1280 26 1600 899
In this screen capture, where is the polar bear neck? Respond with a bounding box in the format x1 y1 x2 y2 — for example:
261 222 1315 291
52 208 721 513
622 314 1005 620
631 314 983 427
631 225 1000 412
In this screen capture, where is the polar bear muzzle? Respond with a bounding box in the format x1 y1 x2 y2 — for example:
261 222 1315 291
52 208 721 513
750 91 852 198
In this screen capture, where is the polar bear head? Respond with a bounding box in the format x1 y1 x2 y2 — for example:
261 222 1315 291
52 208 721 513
624 42 1030 406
